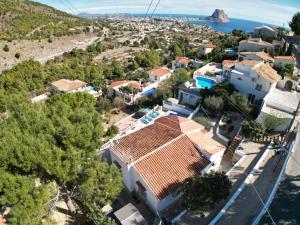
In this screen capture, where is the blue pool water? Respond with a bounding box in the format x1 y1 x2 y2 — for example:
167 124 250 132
140 88 157 97
85 86 96 91
195 77 216 89
225 49 238 55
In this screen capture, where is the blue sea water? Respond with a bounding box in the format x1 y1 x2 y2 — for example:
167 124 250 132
132 13 274 33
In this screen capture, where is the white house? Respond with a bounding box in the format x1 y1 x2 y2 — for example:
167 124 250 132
238 51 274 64
148 67 172 82
172 57 191 70
162 98 194 116
109 115 225 213
51 79 87 93
257 81 299 131
238 38 273 53
51 79 100 98
108 80 142 104
178 81 202 106
227 61 281 103
273 56 296 68
253 26 278 38
199 42 216 55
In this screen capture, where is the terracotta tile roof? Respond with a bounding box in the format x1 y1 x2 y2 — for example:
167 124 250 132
109 80 141 90
253 63 281 82
51 79 86 92
111 121 182 164
240 39 272 47
135 135 210 200
109 80 127 89
239 51 274 62
149 67 171 77
274 56 295 61
186 131 226 155
222 60 237 68
111 115 227 200
128 81 142 89
0 215 6 225
201 43 215 48
111 115 220 164
176 57 191 64
239 60 261 67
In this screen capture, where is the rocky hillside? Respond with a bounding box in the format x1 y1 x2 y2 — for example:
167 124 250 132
206 9 229 23
0 0 92 40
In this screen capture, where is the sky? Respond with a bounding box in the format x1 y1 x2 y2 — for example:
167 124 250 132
35 0 300 26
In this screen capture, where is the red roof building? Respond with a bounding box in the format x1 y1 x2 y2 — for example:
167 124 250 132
110 115 225 212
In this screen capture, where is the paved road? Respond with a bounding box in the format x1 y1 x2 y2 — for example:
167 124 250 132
259 129 300 225
214 146 286 225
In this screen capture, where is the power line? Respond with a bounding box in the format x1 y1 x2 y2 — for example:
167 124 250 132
58 0 77 14
243 170 277 225
150 0 161 18
64 0 80 15
145 0 154 18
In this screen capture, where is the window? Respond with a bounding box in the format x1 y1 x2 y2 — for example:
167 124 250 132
113 160 121 169
155 76 157 81
136 181 146 193
255 84 262 91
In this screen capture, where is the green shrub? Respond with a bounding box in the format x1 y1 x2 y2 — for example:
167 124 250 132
3 44 9 52
106 125 119 137
15 52 20 59
204 96 224 116
193 116 212 132
241 120 264 139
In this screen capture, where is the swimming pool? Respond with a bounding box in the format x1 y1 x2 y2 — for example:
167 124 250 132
84 86 96 91
195 76 216 89
140 88 157 97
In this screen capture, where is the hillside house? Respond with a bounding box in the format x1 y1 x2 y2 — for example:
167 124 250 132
148 67 172 82
109 115 225 213
238 51 274 64
274 56 296 68
199 42 216 55
227 61 281 103
172 57 191 70
51 79 87 93
108 80 142 103
238 38 273 54
253 25 278 38
257 80 299 131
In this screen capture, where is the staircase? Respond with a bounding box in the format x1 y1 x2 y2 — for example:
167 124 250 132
223 134 243 162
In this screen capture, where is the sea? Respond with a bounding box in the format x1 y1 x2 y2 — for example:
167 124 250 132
132 13 275 33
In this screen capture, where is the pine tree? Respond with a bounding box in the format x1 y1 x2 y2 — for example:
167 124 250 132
289 12 300 35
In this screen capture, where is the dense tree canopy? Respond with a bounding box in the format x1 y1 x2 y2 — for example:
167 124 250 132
182 172 231 213
0 61 123 224
289 12 300 35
